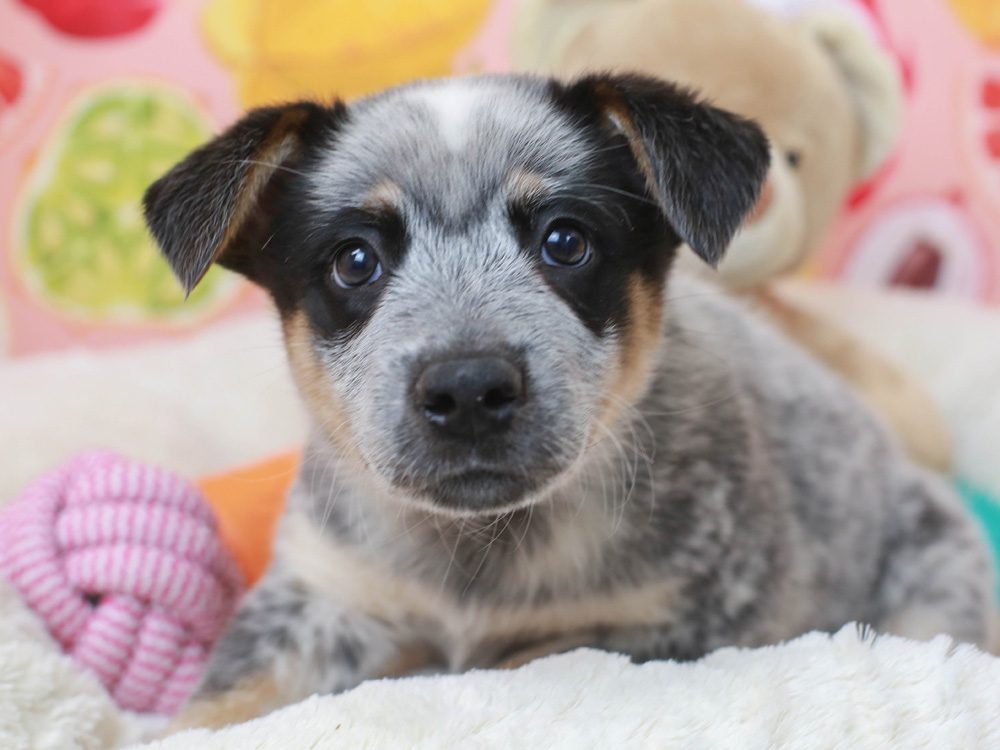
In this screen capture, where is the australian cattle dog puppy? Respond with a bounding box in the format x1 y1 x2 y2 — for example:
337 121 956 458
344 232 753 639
144 72 996 728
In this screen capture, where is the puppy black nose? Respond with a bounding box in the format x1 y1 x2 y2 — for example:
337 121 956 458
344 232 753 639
415 356 524 438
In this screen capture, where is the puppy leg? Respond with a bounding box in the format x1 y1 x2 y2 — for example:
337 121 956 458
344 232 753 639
875 471 998 650
168 569 430 732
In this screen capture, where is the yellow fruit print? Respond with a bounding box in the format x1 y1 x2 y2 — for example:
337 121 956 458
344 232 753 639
950 0 1000 49
16 85 236 322
202 0 493 106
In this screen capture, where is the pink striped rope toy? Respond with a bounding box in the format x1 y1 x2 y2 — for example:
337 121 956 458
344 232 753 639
0 451 245 714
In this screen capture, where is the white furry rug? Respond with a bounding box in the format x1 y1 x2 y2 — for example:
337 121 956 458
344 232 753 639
0 495 997 748
6 558 998 750
134 627 1000 750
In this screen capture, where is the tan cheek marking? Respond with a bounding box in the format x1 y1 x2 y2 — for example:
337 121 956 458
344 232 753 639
596 275 664 432
166 675 282 733
282 311 362 462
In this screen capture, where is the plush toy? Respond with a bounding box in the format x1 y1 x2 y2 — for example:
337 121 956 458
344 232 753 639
0 451 246 715
510 0 953 471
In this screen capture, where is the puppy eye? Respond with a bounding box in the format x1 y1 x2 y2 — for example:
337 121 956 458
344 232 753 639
541 224 590 267
332 242 383 288
786 150 803 169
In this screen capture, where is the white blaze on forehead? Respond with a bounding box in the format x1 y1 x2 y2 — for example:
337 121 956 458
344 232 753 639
408 81 484 151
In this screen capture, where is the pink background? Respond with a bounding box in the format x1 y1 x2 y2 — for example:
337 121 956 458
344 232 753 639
1 0 999 359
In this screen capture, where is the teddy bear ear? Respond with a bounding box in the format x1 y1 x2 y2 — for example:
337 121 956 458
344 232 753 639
509 0 611 73
798 8 903 180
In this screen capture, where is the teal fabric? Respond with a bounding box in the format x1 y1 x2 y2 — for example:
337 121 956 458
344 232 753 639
958 480 1000 601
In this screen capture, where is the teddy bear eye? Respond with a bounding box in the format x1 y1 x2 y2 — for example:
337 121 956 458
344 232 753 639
786 150 803 169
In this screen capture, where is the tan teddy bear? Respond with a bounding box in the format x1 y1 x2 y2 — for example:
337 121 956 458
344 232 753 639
511 0 952 471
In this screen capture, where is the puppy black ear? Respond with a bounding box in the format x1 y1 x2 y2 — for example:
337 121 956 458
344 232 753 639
143 102 338 293
568 73 770 266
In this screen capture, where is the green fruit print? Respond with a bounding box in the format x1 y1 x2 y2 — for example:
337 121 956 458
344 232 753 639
18 85 235 321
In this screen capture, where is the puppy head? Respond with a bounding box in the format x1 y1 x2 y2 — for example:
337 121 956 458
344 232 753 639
144 73 768 515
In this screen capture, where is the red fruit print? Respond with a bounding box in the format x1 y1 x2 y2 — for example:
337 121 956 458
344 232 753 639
18 0 162 39
962 65 1000 236
0 53 23 108
982 78 1000 109
986 128 1000 160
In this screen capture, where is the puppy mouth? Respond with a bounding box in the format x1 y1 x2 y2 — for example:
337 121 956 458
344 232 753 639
394 466 546 515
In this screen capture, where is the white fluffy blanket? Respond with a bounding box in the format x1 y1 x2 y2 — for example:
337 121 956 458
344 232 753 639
4 565 999 750
139 631 1000 749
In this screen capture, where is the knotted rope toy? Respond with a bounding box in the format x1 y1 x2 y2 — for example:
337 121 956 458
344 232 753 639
0 451 245 714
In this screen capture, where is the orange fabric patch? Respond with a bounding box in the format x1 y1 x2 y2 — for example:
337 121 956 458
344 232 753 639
197 452 299 586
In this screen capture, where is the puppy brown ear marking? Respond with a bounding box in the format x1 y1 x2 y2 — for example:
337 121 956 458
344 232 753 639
573 73 771 267
143 101 341 294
